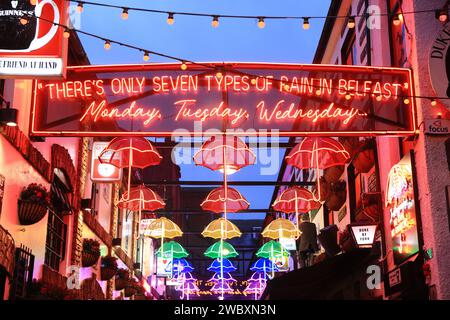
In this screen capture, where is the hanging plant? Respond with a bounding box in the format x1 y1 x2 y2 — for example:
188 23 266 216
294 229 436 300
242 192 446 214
18 183 50 225
325 181 346 211
313 176 330 202
124 278 139 297
353 139 375 174
323 165 345 183
100 255 118 281
81 238 100 267
114 268 130 291
338 227 357 252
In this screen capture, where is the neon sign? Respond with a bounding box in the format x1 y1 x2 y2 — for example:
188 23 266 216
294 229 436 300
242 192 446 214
31 63 416 137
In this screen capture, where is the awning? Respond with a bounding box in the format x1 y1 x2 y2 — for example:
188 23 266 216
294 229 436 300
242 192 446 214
262 248 375 299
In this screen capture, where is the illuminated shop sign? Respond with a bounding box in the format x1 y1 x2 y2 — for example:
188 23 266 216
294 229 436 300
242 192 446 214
0 0 69 78
385 153 419 265
31 63 416 137
90 141 122 182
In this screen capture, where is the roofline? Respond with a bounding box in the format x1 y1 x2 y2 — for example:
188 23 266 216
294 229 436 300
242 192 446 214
313 0 341 64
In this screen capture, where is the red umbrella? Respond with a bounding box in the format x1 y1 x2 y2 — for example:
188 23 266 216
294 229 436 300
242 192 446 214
117 185 165 212
286 137 349 201
99 137 162 199
272 186 320 226
117 185 165 239
201 186 250 213
193 135 256 174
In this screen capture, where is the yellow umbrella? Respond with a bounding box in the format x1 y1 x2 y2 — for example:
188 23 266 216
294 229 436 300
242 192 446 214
201 218 241 240
145 217 183 259
262 218 300 240
145 217 183 239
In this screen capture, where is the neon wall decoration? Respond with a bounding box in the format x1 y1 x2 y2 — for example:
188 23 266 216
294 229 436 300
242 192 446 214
31 63 416 137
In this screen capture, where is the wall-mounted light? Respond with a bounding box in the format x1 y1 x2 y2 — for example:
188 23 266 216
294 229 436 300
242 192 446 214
81 198 92 211
0 95 18 127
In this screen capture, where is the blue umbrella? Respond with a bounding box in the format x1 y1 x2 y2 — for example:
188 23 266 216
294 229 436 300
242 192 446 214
170 258 194 274
250 258 279 278
207 258 237 273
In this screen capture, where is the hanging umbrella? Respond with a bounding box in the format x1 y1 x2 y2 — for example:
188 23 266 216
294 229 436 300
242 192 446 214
201 186 250 213
286 137 349 201
201 218 241 240
256 240 290 259
117 185 165 238
208 272 237 283
250 258 279 279
194 135 256 174
262 218 301 240
146 217 183 259
170 258 194 274
244 276 267 300
204 240 239 259
249 271 268 282
175 274 199 300
99 137 162 199
207 259 237 273
156 241 189 259
272 186 321 226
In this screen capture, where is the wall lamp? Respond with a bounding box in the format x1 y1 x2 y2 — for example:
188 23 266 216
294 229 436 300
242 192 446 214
0 94 18 127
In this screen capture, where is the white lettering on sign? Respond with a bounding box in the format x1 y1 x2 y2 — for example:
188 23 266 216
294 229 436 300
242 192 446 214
350 224 377 247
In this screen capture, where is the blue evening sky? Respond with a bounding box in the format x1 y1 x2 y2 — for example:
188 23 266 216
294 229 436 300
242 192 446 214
75 0 331 219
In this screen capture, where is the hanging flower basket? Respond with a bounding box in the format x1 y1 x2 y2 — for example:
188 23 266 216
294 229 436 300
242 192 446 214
124 279 139 297
81 239 100 267
325 181 346 211
100 256 118 281
323 165 344 183
353 139 375 174
114 269 130 291
18 183 50 225
18 200 48 225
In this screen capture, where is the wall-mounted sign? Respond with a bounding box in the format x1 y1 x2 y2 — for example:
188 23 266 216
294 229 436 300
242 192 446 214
349 223 377 248
31 63 416 137
0 0 69 78
139 218 155 237
90 141 122 182
385 153 419 265
424 118 450 135
156 256 172 277
429 24 450 109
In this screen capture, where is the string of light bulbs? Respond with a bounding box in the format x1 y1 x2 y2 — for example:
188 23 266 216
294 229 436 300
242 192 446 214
19 9 450 105
70 0 450 29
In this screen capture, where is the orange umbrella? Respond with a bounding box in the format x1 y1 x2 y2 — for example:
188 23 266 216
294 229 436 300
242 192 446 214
201 186 250 213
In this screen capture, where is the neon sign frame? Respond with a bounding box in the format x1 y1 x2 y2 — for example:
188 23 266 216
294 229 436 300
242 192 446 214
30 62 417 137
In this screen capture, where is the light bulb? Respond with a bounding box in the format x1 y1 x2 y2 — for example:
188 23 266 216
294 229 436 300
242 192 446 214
121 8 129 20
216 71 223 79
403 97 410 105
30 0 37 5
104 40 111 50
20 17 29 25
218 165 238 175
345 92 352 100
315 89 321 95
167 13 174 25
303 18 310 30
77 2 83 13
431 99 437 106
393 13 402 26
143 52 150 61
258 17 265 29
348 16 355 29
181 62 187 70
376 95 382 102
63 28 70 39
212 16 219 28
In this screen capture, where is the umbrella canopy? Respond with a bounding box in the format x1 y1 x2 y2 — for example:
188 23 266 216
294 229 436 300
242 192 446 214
262 218 300 239
144 217 183 239
156 241 189 259
208 272 237 283
204 240 239 259
171 259 194 274
272 186 320 214
200 187 250 213
201 218 242 240
244 279 266 295
286 137 350 170
249 271 268 282
117 185 165 211
99 137 162 169
256 240 290 259
194 135 256 174
207 258 237 273
250 258 279 273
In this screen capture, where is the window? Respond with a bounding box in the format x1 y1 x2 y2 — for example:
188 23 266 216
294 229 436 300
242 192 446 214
44 172 69 271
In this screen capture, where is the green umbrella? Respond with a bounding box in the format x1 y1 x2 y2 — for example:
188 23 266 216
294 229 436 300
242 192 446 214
156 241 189 259
204 240 239 259
256 240 290 259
